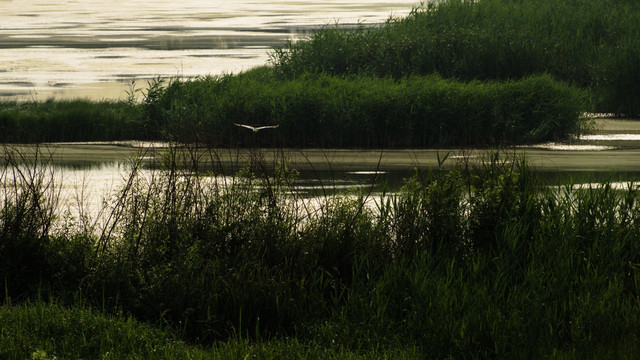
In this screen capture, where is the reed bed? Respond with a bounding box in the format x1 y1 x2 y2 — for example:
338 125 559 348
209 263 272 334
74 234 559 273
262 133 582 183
272 0 640 116
0 99 148 143
1 146 640 357
0 72 587 147
147 72 586 147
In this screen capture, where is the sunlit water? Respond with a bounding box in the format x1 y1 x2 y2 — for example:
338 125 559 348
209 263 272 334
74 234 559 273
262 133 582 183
0 0 419 100
1 161 389 235
2 1 640 222
5 123 640 223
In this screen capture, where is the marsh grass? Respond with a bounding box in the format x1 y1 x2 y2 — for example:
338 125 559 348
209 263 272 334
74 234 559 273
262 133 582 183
272 0 640 116
0 70 587 147
148 72 586 148
0 99 148 143
2 146 640 357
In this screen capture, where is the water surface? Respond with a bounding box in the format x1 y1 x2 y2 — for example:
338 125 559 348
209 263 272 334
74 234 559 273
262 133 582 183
0 0 419 100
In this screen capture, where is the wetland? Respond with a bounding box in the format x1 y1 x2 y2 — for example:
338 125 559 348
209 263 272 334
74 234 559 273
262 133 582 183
3 0 640 358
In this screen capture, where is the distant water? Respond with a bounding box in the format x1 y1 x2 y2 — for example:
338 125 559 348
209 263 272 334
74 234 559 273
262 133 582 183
0 0 419 100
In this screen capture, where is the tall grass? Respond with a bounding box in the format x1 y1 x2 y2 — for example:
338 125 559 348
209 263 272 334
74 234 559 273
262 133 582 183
272 0 640 116
2 146 640 356
0 98 153 143
0 71 587 147
147 72 587 147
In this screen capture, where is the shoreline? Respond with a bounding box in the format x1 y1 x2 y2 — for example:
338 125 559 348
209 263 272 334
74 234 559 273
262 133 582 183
2 118 640 172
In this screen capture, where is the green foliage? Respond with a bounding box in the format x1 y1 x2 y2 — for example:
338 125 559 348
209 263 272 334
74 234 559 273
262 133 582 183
272 0 640 116
2 147 640 357
0 71 587 148
148 72 586 147
0 300 416 359
0 301 210 359
0 99 147 143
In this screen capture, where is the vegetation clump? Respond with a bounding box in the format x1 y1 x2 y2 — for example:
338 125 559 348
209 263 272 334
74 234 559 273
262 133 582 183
0 72 587 147
147 72 586 147
272 0 640 116
0 99 146 143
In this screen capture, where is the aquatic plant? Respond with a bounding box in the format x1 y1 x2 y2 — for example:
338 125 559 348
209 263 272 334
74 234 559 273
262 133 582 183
0 99 147 143
0 70 587 148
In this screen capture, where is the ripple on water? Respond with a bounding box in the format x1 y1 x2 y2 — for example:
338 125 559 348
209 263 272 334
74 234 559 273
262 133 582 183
523 143 617 151
580 134 640 141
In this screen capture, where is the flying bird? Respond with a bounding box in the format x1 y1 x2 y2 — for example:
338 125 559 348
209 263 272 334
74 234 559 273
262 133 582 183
234 123 279 133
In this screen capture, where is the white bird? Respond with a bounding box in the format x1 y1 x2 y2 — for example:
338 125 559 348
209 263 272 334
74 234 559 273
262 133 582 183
234 123 279 133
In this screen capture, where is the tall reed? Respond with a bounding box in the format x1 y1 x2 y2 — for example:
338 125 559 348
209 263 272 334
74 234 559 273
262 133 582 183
272 0 640 116
148 72 587 148
0 99 148 143
2 146 640 356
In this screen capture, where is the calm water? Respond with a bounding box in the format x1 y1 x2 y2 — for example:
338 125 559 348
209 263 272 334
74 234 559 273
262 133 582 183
0 0 419 100
3 119 640 223
2 2 640 220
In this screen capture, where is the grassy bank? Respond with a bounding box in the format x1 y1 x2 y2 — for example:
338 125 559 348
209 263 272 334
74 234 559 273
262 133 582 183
272 0 640 116
2 301 419 359
2 147 640 357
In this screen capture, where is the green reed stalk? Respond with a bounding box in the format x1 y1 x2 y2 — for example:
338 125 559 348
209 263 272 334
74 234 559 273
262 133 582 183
2 146 640 357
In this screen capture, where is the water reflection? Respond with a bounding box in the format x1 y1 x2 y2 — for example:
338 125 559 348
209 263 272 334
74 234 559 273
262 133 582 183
0 0 419 100
580 134 640 141
524 143 617 151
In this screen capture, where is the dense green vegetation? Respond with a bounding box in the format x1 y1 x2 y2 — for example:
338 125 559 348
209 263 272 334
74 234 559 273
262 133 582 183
148 72 586 147
272 0 640 116
2 147 640 357
1 301 415 359
0 99 148 143
0 73 587 147
0 301 210 359
3 0 640 357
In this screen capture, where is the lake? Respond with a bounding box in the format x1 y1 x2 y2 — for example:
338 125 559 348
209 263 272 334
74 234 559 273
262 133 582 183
0 0 419 100
2 1 640 221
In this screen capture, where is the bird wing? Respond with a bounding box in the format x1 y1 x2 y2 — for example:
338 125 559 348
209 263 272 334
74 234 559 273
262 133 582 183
254 125 279 130
234 123 256 130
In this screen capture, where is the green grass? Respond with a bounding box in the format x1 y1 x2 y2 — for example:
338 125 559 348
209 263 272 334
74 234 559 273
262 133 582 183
1 301 416 359
2 147 640 357
0 300 208 359
0 72 588 147
0 72 589 147
147 72 587 147
271 0 640 116
0 99 150 143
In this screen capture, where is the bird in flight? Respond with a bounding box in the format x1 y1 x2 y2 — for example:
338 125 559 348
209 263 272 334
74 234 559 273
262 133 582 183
234 123 279 133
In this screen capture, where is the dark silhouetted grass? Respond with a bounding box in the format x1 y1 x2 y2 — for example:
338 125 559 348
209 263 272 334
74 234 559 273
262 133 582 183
2 146 640 357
